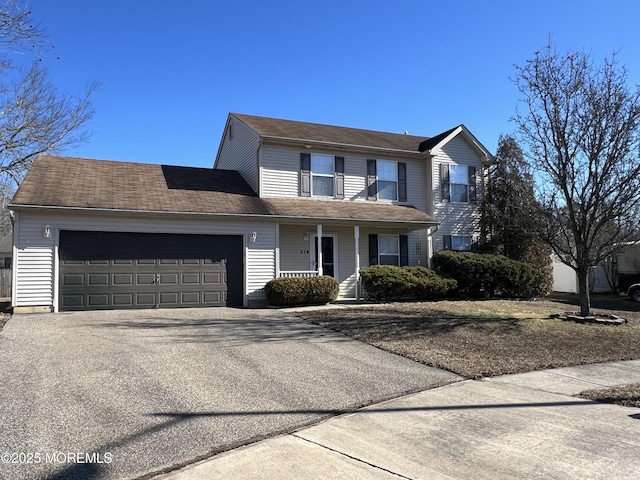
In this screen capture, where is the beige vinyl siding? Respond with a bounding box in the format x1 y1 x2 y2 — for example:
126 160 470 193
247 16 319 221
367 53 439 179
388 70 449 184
261 144 428 210
261 145 300 198
432 135 484 251
279 224 313 272
12 210 277 310
13 212 54 306
278 224 357 298
407 229 430 266
215 117 261 193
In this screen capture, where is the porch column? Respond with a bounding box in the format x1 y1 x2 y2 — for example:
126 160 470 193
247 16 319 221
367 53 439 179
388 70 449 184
316 224 323 276
354 226 360 299
275 222 280 277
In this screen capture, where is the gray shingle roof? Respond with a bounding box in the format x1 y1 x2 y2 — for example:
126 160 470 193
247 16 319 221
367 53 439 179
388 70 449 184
11 155 437 226
232 113 434 153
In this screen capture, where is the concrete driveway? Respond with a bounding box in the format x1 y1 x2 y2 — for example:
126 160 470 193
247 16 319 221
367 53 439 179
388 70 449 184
0 308 460 479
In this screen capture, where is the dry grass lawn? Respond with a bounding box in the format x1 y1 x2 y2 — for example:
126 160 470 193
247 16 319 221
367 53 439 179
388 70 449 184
297 293 640 380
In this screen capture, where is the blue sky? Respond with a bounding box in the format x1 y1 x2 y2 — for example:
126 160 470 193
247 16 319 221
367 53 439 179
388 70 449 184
25 0 640 168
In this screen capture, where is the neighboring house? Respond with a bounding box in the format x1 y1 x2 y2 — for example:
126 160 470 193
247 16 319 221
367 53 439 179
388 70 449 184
553 242 640 294
9 113 493 312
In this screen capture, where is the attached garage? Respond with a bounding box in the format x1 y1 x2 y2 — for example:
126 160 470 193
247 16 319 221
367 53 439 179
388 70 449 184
58 231 244 311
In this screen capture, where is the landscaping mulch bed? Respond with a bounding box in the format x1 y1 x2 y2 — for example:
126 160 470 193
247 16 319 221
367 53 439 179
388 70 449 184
296 295 640 380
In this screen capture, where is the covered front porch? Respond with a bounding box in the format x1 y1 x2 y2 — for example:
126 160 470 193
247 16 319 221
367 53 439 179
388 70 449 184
275 222 437 299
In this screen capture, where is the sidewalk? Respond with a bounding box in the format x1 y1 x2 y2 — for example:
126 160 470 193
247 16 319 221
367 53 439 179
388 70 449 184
153 360 640 479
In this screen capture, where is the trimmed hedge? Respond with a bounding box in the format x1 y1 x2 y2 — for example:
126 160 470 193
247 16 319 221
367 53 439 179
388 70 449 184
405 266 458 300
264 275 340 306
359 265 457 301
432 250 549 298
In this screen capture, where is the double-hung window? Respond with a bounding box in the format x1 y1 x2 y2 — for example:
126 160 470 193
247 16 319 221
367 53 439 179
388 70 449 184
300 153 345 198
366 160 407 202
378 234 400 265
377 160 398 201
441 164 477 203
450 165 469 202
368 234 409 267
311 154 334 197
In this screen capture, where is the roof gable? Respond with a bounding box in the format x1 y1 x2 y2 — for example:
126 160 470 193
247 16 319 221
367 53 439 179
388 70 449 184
420 124 494 163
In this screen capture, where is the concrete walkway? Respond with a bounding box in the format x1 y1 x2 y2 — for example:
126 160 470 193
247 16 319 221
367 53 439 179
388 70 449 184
154 360 640 479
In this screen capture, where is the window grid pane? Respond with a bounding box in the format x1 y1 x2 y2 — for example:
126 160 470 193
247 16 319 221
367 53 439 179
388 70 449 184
451 184 468 202
378 180 397 200
378 235 399 254
377 160 397 181
312 154 334 175
450 165 468 184
312 176 334 196
379 255 399 266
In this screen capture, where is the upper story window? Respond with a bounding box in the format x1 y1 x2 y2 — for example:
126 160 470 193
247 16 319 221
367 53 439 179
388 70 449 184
441 164 477 203
311 154 334 197
300 153 345 199
367 159 407 202
377 160 398 201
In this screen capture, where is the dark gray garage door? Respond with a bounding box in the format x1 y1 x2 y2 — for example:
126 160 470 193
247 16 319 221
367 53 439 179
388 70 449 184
59 231 243 311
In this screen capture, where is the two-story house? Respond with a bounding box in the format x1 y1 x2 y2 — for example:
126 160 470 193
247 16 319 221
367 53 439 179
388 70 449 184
9 113 493 312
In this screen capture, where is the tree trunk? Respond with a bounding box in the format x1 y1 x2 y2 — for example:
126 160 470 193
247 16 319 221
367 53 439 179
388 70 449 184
577 267 591 317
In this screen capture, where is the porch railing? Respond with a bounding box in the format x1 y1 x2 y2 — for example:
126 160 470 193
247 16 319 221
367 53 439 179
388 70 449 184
279 271 319 278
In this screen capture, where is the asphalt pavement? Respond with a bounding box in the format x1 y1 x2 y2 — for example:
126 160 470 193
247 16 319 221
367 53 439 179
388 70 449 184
0 307 460 480
154 360 640 480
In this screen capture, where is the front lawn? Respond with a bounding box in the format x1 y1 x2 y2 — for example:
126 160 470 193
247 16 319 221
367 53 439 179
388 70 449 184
296 294 640 379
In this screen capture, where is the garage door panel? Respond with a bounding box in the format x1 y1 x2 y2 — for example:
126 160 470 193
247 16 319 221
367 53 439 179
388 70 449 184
59 231 243 311
113 294 134 306
64 274 85 286
62 295 84 308
203 291 222 303
160 273 178 284
113 259 134 265
88 294 109 307
182 292 200 303
203 273 222 285
88 274 109 286
136 273 156 285
182 273 199 284
114 274 134 285
159 292 179 305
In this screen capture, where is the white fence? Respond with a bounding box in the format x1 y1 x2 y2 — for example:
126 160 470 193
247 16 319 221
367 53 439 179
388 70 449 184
279 271 318 278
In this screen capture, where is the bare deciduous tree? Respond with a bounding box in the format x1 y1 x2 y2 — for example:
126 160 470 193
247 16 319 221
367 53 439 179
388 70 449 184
513 41 640 316
0 0 98 185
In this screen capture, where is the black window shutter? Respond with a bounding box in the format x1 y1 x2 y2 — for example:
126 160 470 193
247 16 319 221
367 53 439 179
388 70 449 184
443 235 452 250
300 153 311 197
400 235 409 266
367 159 377 200
398 162 407 202
335 156 345 199
369 234 378 265
441 164 450 202
468 166 477 203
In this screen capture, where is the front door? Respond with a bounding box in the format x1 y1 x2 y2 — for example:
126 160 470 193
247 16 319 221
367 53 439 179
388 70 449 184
312 236 336 277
